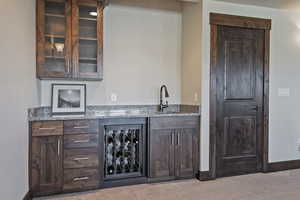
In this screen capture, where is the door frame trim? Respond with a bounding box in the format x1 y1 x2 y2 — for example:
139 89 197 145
209 13 271 178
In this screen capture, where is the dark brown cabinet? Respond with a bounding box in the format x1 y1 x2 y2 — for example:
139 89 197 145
29 116 200 197
30 122 63 196
36 0 104 80
30 120 100 197
63 120 100 192
149 116 199 181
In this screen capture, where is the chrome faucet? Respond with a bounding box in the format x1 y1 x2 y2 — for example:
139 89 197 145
159 85 170 112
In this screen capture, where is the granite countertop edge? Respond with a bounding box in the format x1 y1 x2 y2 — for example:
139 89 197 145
28 105 201 122
28 112 201 122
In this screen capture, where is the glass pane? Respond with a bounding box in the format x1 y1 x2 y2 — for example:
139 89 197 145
45 16 65 36
79 60 97 73
79 5 97 19
79 40 97 58
79 5 98 73
45 1 65 15
79 19 97 39
44 0 67 73
104 126 143 179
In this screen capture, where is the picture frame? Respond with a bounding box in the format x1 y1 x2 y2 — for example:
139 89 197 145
51 84 86 115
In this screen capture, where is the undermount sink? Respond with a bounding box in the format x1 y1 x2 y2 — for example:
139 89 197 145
94 109 147 117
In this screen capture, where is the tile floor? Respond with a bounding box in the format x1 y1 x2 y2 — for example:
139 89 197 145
35 169 300 200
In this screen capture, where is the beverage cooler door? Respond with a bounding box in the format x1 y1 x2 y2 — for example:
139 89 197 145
104 124 145 180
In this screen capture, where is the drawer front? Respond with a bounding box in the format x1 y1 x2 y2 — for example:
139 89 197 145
63 168 99 191
64 120 99 135
32 121 63 137
64 148 98 169
64 134 98 149
150 116 199 130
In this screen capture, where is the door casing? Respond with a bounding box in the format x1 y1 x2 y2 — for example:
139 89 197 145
209 13 271 179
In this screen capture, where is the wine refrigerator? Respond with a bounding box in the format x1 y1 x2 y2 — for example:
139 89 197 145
103 119 146 180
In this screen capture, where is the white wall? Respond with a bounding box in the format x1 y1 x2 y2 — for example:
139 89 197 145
0 0 39 199
181 1 202 105
201 0 300 170
41 0 182 106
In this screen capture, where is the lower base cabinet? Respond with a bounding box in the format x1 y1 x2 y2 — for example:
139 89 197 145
30 121 63 196
148 116 199 181
62 120 101 193
30 116 199 197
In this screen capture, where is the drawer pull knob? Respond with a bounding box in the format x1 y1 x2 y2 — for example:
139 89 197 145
74 126 89 129
73 177 89 181
39 127 55 130
74 140 90 143
73 157 89 161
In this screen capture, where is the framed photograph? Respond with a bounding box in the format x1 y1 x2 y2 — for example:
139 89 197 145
51 84 86 115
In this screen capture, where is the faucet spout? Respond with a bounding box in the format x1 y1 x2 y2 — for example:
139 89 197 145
160 85 170 112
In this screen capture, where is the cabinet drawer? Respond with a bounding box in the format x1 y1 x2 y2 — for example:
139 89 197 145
64 134 98 149
64 120 99 134
150 116 199 130
63 168 99 191
32 121 63 137
64 148 98 169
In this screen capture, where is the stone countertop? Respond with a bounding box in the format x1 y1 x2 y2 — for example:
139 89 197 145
28 105 200 122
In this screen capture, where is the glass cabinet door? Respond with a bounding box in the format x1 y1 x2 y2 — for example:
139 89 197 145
72 0 103 80
37 0 72 78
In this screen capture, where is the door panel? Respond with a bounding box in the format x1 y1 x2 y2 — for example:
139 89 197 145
224 39 255 100
31 136 63 196
223 116 256 158
176 129 195 178
149 129 175 179
216 26 264 177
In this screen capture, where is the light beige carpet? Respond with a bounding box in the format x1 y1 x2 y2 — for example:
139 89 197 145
35 169 300 200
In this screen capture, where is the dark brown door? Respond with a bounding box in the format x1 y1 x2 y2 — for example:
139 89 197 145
216 26 264 177
176 129 197 178
149 129 175 180
31 136 63 196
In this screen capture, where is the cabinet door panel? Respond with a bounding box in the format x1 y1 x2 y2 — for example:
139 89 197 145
31 136 63 196
149 129 175 179
176 129 197 178
71 0 103 80
36 0 72 79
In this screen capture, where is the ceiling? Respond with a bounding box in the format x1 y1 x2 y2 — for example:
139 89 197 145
214 0 300 10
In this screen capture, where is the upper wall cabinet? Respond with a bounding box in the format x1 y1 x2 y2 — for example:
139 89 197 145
36 0 104 81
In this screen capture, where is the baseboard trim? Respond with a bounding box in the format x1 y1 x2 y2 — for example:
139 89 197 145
267 160 300 173
23 190 32 200
196 171 215 181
